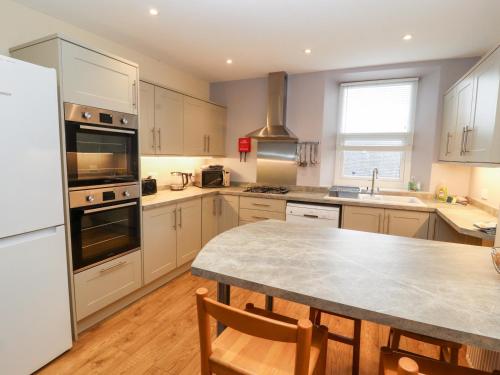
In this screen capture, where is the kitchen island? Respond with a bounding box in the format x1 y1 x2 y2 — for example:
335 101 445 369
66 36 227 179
191 220 500 352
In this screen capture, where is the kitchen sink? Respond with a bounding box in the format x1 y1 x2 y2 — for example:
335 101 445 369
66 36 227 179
357 194 425 206
324 193 426 207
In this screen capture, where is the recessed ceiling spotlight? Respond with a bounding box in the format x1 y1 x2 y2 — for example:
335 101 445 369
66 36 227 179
149 8 159 16
304 48 312 54
226 59 233 65
402 34 413 41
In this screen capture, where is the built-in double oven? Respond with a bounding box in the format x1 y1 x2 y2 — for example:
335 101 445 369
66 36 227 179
64 103 141 272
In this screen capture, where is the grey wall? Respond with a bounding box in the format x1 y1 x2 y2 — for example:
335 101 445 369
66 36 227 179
211 57 478 189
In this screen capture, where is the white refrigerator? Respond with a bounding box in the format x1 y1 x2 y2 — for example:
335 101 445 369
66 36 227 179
0 55 72 374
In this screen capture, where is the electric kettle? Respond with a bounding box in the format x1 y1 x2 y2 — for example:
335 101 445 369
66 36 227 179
170 172 190 191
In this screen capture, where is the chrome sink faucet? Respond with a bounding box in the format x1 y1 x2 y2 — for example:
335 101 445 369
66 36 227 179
370 168 379 195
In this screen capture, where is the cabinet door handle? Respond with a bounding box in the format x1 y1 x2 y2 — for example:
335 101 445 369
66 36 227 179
173 209 177 230
460 127 466 155
252 216 269 220
212 199 216 216
252 203 271 207
179 207 182 228
132 80 137 109
464 126 473 153
386 214 390 234
100 261 127 274
378 213 383 233
218 198 222 216
151 128 156 150
445 132 452 155
207 135 210 153
158 129 161 151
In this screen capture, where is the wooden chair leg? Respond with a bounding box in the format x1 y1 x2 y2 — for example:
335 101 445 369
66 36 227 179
352 319 361 375
449 346 459 365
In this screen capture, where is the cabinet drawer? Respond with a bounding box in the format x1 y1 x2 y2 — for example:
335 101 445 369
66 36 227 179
239 208 285 223
240 197 286 212
74 251 142 320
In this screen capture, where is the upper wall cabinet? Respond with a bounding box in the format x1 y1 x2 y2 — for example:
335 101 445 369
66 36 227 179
10 36 139 115
140 81 226 156
439 45 500 164
60 41 138 114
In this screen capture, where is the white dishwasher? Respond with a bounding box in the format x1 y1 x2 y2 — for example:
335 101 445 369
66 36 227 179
286 202 340 227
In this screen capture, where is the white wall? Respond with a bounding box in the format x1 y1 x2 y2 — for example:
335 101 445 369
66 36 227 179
469 167 500 210
0 0 209 99
211 57 478 188
141 157 209 187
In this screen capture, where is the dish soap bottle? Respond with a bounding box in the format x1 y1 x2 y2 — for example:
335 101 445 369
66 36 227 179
435 183 448 202
408 176 417 191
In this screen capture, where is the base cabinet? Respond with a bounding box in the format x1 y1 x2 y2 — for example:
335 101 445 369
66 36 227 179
176 198 202 266
143 204 177 284
143 198 201 284
342 206 430 239
74 251 142 321
342 206 384 233
384 209 430 239
202 195 239 246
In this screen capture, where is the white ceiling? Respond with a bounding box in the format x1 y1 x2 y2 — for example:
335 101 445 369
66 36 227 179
14 0 500 82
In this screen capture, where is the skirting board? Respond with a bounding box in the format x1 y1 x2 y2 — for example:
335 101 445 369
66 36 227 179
76 262 192 334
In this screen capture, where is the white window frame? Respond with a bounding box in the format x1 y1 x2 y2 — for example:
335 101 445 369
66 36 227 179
334 78 418 190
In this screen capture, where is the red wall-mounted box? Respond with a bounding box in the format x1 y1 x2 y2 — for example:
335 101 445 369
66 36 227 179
238 137 251 153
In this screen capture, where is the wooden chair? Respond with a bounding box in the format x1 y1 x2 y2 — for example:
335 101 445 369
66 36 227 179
379 346 500 375
309 307 362 375
196 288 328 375
387 328 462 365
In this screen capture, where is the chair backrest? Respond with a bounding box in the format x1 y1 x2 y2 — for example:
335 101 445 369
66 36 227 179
196 287 313 375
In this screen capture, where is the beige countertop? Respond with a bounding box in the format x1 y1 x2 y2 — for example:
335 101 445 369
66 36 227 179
141 186 497 241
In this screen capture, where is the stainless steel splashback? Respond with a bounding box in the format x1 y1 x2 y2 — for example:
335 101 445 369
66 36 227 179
256 142 297 185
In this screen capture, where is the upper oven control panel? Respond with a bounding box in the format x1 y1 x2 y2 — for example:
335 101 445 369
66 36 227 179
69 183 140 208
64 103 138 130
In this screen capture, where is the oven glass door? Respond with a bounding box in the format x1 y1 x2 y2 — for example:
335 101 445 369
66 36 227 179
66 122 138 188
202 171 224 187
71 199 140 271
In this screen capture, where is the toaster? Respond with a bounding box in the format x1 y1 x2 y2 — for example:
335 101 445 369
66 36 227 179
141 177 157 196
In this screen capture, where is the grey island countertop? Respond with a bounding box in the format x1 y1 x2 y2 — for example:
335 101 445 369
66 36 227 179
192 220 500 351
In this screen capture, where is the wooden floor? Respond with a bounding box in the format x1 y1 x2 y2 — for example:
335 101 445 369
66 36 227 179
38 272 468 375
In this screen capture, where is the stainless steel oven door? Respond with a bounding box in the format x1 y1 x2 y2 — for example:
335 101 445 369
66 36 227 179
64 103 139 188
70 199 140 272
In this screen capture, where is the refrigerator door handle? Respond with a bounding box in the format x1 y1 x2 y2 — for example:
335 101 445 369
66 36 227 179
0 226 58 248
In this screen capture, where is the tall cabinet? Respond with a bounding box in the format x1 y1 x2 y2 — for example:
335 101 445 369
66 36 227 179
139 81 226 156
439 45 500 164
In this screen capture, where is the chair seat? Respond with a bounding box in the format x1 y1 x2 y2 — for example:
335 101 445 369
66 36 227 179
210 306 327 375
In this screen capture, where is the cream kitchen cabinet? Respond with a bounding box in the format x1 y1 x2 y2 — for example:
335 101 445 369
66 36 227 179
342 206 385 234
202 196 219 246
155 86 184 155
439 44 500 164
74 250 142 320
139 81 156 155
239 196 286 224
463 46 500 163
143 197 202 284
383 209 430 239
176 198 202 266
439 88 459 161
143 204 177 284
202 195 239 246
139 82 184 155
206 104 227 156
342 206 430 239
184 97 226 156
10 35 139 115
183 97 209 155
60 41 139 114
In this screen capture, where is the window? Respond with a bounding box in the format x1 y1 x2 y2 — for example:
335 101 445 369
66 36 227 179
334 78 418 189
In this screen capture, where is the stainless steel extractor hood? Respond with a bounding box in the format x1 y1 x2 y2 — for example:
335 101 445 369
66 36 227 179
246 71 298 141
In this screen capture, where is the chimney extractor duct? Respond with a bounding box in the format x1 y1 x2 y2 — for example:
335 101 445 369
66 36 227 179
246 71 298 141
